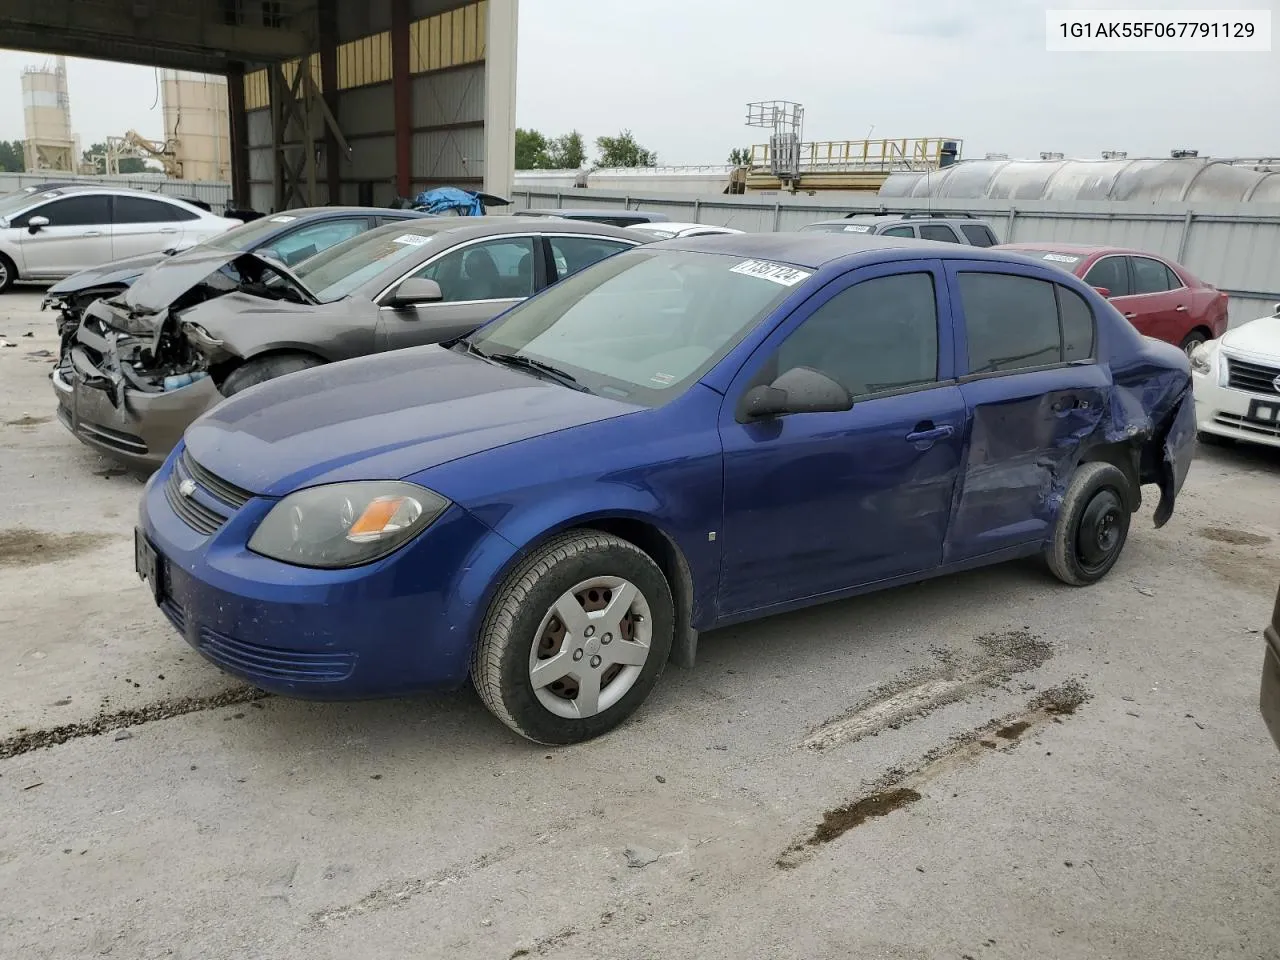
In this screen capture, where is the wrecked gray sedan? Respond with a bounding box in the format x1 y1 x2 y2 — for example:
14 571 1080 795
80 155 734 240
53 216 643 468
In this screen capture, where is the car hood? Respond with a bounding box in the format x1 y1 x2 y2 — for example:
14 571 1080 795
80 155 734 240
183 345 641 497
1221 314 1280 359
46 250 178 297
122 250 315 314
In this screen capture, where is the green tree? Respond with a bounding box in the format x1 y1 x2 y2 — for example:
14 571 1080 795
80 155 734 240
515 128 552 169
594 130 656 168
547 130 586 169
82 143 148 175
728 147 752 166
0 140 25 172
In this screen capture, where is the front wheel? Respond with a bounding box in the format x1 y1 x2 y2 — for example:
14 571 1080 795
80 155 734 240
471 531 674 745
1045 462 1133 586
1179 330 1209 356
0 253 16 294
220 352 322 396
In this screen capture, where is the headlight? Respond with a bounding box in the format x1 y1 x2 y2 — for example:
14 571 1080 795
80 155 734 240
1189 343 1212 376
248 481 450 568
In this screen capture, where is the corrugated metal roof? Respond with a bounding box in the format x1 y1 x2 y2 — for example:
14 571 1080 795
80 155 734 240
881 158 1280 203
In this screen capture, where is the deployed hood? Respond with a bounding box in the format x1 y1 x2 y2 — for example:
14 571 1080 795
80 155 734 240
183 345 639 497
46 250 177 297
1221 313 1280 359
122 249 316 315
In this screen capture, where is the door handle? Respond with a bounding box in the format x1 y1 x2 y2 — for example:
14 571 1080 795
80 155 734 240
1175 304 1187 312
1051 396 1079 414
1123 312 1136 319
159 228 179 234
905 423 954 444
82 230 102 237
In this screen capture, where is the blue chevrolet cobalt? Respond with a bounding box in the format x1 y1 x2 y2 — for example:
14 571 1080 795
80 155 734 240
135 233 1196 744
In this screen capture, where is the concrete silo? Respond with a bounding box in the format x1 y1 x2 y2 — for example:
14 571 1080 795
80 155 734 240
21 56 77 172
160 70 231 182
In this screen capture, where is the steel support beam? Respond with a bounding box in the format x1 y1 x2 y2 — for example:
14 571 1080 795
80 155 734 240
226 62 251 208
319 0 341 204
391 0 414 200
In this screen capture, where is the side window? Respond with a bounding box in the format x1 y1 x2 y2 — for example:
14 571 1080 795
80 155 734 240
1131 256 1174 295
413 237 536 302
959 272 1061 374
1057 285 1096 361
919 224 961 243
773 272 939 397
269 219 368 266
166 202 201 221
1164 263 1184 289
548 236 632 280
19 195 112 228
881 225 916 238
113 196 182 224
960 224 998 247
1082 256 1131 297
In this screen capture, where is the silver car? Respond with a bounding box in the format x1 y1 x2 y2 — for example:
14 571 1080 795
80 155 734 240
0 185 239 291
55 216 643 469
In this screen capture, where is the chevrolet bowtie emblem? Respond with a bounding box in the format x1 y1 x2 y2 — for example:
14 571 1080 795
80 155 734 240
178 478 197 498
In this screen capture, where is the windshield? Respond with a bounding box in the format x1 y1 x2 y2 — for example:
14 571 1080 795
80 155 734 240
466 248 806 405
0 190 54 218
1010 249 1088 271
199 214 305 253
293 224 444 302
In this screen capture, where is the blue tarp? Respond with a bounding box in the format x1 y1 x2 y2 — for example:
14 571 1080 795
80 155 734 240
411 187 485 217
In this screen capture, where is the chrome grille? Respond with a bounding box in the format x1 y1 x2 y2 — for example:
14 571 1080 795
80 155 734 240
1225 356 1280 396
164 449 254 537
164 469 226 536
180 449 252 508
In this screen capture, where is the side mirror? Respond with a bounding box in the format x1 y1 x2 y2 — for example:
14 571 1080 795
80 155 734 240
27 215 50 234
1091 286 1111 299
388 277 443 307
739 366 852 421
1273 302 1280 317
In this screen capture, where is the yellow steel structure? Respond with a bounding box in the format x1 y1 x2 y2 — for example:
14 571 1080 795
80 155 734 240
746 137 963 193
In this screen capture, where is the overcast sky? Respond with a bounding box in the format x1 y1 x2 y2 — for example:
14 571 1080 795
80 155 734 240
0 0 1275 163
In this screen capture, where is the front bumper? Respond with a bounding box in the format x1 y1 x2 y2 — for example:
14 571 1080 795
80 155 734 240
52 362 221 470
1193 356 1280 448
1262 587 1280 751
137 451 517 698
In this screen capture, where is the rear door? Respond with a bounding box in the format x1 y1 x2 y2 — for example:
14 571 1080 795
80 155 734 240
717 261 967 615
375 235 541 351
945 262 1107 562
12 194 113 277
545 234 638 283
110 195 187 260
1125 255 1194 346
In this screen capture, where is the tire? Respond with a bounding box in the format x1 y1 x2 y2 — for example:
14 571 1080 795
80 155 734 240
1179 329 1209 356
471 530 674 745
1045 462 1133 586
0 253 16 293
220 352 323 396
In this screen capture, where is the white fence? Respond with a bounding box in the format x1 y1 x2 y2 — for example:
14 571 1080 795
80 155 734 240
513 188 1280 328
0 173 234 214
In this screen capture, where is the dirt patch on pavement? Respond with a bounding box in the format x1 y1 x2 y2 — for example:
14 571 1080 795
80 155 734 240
1199 526 1271 547
780 680 1090 869
3 415 49 428
801 629 1054 751
0 686 269 760
1203 546 1280 596
0 529 112 568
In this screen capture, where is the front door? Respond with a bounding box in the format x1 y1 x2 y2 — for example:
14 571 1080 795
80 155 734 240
109 195 185 260
375 235 541 351
944 261 1109 562
13 194 113 277
717 262 966 618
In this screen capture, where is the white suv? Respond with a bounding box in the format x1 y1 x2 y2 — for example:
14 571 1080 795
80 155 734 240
0 186 240 292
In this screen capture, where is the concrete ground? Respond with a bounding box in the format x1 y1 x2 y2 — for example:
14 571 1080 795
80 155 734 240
0 288 1277 960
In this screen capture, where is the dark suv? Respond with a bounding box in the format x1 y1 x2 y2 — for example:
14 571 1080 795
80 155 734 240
800 213 999 247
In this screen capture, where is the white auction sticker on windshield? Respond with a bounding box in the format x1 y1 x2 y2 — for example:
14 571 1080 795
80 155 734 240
1043 253 1079 263
843 224 871 233
649 372 676 386
729 259 811 287
269 215 297 223
392 234 430 246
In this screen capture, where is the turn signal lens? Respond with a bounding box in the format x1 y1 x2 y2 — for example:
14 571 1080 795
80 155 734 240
347 496 423 542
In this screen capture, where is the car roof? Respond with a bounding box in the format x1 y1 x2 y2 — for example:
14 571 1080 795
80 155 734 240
656 231 1062 270
18 184 212 204
996 242 1157 257
518 208 670 221
264 206 429 220
368 215 642 242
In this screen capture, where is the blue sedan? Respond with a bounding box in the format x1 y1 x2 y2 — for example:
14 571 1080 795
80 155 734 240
135 233 1196 744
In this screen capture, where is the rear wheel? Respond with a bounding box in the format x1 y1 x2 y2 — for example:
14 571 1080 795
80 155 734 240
0 253 16 293
220 352 323 396
1046 462 1133 586
1179 329 1209 356
471 530 674 745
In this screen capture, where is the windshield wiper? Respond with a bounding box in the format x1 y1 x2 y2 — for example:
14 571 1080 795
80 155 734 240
485 352 588 391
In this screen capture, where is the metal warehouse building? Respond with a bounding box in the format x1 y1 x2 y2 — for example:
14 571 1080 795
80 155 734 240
2 0 518 213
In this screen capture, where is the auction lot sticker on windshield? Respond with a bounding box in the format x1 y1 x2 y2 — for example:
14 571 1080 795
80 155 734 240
843 224 871 233
1043 253 1080 263
269 215 297 223
393 234 430 246
729 259 811 287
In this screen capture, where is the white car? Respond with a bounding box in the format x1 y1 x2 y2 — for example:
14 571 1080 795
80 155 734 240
624 222 745 241
0 185 239 292
1191 304 1280 448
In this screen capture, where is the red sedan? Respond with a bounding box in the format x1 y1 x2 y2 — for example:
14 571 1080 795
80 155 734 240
996 243 1229 354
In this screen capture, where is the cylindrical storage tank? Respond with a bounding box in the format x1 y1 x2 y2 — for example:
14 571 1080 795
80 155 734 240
21 59 75 171
1248 173 1280 202
877 171 928 197
982 160 1066 200
1182 161 1273 202
161 70 231 182
1034 160 1130 200
926 159 1005 198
